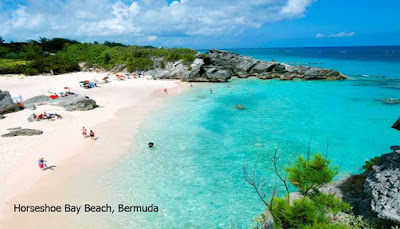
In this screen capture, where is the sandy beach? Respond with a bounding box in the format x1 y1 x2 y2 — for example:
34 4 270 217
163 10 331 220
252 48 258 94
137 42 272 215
0 72 184 227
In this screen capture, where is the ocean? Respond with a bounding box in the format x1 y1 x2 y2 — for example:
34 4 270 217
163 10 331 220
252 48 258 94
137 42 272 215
102 46 400 228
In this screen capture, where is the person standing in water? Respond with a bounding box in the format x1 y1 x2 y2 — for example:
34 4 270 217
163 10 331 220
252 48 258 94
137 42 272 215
89 130 95 140
38 157 45 171
81 127 87 138
210 88 213 94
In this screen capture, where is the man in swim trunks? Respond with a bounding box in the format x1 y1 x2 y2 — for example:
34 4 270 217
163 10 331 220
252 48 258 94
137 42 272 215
82 127 87 138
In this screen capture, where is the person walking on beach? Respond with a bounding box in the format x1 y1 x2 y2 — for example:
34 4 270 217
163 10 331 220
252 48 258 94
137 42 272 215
81 127 87 138
38 157 45 171
164 88 168 95
89 130 95 140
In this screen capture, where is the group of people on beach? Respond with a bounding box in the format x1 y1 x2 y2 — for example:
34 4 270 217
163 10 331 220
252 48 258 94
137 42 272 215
32 112 62 121
81 127 95 140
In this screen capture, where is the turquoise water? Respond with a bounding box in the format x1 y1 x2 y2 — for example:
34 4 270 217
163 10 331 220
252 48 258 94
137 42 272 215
103 47 400 228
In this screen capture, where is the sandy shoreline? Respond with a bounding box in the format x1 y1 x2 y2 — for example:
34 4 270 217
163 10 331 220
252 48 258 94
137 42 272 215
0 72 186 227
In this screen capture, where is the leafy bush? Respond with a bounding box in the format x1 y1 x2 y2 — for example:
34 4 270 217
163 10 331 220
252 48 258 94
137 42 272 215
23 68 39 75
362 156 380 173
287 153 339 196
309 193 350 216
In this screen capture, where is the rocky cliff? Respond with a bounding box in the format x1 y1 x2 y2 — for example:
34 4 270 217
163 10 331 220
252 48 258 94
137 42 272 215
148 49 346 82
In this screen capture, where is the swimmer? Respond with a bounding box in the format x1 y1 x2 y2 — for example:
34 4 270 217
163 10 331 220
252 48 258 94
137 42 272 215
148 142 154 148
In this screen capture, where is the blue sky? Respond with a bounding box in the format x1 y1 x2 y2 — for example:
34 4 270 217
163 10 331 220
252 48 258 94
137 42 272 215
0 0 399 48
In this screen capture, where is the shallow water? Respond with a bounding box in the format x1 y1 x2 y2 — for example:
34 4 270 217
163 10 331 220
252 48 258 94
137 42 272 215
102 47 400 228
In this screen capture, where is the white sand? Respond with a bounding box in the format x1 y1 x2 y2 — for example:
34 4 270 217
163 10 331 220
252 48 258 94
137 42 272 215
0 72 181 223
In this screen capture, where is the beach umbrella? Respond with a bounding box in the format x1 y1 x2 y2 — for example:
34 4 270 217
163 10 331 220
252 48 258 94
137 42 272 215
104 76 109 79
79 81 86 83
132 73 138 76
392 117 400 131
84 80 90 83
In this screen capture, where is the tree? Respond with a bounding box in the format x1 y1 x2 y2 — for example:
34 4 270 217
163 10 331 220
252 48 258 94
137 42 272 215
286 153 338 196
0 36 4 44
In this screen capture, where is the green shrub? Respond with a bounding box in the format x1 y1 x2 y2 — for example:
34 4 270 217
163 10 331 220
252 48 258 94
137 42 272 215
310 193 350 216
271 197 326 228
362 156 380 173
23 68 39 75
286 153 339 196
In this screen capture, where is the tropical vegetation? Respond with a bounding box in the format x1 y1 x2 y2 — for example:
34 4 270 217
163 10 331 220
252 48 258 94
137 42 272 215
0 37 197 75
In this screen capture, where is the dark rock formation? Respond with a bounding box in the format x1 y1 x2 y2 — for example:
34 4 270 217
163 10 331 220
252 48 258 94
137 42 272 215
0 90 19 114
207 49 346 80
148 49 346 82
392 117 400 131
2 128 43 137
24 94 97 111
365 152 400 223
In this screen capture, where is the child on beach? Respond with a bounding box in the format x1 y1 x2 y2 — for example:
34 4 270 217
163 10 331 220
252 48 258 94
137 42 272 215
89 130 95 140
82 127 87 138
38 157 45 171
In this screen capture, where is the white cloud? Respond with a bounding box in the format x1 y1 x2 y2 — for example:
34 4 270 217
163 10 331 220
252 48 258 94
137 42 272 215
280 0 314 16
316 32 355 38
147 35 157 42
0 0 316 43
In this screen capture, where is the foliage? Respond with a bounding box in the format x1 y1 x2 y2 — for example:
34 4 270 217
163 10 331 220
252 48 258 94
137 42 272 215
271 197 324 228
362 156 380 173
29 55 80 75
270 193 353 229
0 37 197 75
0 58 31 74
39 37 79 52
286 153 339 196
246 151 359 229
309 193 350 216
0 36 4 44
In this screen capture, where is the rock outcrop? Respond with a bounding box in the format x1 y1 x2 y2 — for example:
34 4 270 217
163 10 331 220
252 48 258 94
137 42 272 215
1 128 43 137
364 152 400 223
24 94 97 111
392 117 400 131
0 90 19 114
148 49 346 82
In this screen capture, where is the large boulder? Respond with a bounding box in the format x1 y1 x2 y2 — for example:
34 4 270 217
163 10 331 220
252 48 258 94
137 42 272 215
392 117 400 131
24 94 97 111
0 90 19 114
364 152 400 223
1 128 43 137
180 59 231 82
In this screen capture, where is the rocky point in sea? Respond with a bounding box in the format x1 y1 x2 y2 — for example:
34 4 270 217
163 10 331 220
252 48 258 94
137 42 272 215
145 49 346 82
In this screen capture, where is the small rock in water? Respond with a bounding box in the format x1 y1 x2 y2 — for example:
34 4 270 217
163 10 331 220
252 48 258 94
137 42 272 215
375 98 400 105
235 104 244 109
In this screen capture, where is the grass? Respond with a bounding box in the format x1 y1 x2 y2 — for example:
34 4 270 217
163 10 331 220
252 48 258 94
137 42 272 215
0 58 31 67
